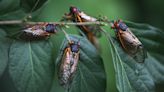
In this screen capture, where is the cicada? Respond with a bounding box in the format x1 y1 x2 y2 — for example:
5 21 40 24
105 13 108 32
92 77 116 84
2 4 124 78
21 23 57 40
64 6 102 50
58 41 80 89
111 20 146 62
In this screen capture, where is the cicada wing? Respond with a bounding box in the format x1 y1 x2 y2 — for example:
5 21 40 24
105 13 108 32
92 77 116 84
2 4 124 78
21 24 50 40
21 30 48 40
74 14 90 35
70 52 80 74
79 12 97 22
67 52 80 86
133 45 147 63
75 15 101 50
117 29 140 54
79 12 102 38
126 30 146 62
58 47 72 88
117 29 146 62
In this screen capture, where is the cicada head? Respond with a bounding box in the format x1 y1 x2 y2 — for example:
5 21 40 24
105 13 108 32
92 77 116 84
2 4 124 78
111 20 128 31
70 6 81 14
45 24 58 33
69 41 80 53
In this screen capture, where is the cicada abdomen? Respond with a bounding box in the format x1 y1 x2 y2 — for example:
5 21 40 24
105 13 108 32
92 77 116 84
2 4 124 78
112 20 146 62
21 23 57 40
64 6 101 50
58 41 80 89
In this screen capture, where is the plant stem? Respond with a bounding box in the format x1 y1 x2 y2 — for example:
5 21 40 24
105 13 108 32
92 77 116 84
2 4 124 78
0 20 23 25
0 20 106 26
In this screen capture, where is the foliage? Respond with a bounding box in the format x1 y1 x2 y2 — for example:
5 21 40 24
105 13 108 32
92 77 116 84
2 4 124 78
0 0 164 92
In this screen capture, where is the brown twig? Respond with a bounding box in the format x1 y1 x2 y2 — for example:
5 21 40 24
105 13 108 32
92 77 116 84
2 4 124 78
0 20 23 25
0 20 106 26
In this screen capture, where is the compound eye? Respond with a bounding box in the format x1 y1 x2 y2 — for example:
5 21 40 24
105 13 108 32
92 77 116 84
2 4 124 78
72 8 77 12
70 7 77 13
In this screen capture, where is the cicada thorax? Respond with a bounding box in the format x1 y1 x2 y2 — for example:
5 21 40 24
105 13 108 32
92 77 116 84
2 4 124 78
58 41 80 89
21 23 57 40
112 20 146 62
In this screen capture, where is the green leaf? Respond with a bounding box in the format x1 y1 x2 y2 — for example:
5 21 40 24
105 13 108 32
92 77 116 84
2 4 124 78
0 0 48 20
20 0 48 13
0 0 20 15
105 21 164 92
9 40 55 92
0 0 49 38
0 29 12 77
56 35 106 92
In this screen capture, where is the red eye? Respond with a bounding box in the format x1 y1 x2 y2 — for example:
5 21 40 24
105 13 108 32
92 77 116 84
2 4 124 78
70 6 78 13
73 8 77 12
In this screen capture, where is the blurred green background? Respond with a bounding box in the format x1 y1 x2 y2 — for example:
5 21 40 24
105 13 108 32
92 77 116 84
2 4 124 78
36 0 164 92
